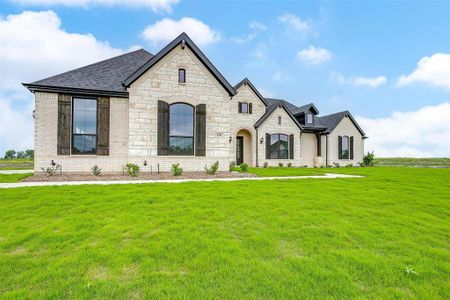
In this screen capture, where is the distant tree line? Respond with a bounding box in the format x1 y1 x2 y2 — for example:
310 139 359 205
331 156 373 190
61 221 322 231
3 149 34 159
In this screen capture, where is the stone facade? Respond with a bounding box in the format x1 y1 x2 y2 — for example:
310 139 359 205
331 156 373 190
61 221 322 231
258 107 301 167
127 44 232 172
326 116 364 166
32 41 364 173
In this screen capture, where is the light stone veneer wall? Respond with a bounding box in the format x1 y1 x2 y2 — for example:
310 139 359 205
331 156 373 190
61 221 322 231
230 84 267 166
34 92 129 173
258 107 302 167
300 133 316 167
327 116 364 166
127 44 232 172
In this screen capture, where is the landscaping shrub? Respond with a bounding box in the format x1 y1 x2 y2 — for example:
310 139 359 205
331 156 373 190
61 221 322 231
171 163 183 176
91 165 102 176
41 165 60 176
346 163 353 167
239 163 248 173
333 162 340 168
287 162 292 168
278 162 283 167
229 161 236 172
263 162 268 168
362 151 375 167
125 163 140 177
205 161 219 175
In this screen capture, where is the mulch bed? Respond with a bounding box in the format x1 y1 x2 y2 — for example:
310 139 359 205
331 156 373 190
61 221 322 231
22 171 256 182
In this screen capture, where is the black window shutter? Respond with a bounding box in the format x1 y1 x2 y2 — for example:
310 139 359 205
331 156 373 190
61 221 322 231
238 102 242 113
317 134 321 156
266 133 271 159
195 104 206 156
350 136 354 159
249 103 253 114
157 100 170 155
289 134 294 159
338 136 342 159
97 97 110 155
57 94 71 155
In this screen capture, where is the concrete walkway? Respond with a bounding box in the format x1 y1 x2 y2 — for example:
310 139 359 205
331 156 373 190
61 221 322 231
0 173 362 189
0 169 34 174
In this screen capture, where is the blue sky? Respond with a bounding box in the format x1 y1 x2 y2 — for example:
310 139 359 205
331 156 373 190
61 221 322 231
1 0 449 157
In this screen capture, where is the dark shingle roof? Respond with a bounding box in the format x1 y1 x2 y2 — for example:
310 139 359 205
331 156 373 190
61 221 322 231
25 49 153 93
292 103 319 115
318 111 366 136
264 97 298 112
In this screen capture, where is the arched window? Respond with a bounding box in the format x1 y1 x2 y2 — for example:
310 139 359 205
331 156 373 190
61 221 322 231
270 134 289 159
341 135 349 159
169 103 194 155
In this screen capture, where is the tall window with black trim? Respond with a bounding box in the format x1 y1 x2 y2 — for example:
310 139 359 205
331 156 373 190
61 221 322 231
340 135 349 159
169 103 194 155
72 98 97 154
270 134 288 159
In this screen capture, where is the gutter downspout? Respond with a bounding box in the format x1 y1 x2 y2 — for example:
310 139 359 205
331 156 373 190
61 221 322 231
255 127 259 167
325 134 329 166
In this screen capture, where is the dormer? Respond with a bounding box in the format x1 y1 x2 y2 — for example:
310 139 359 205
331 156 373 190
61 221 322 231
293 103 319 126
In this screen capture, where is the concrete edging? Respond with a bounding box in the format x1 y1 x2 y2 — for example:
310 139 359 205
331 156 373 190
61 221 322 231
0 173 363 189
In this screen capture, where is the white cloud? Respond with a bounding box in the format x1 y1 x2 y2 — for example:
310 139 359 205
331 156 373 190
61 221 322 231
278 13 311 34
297 46 332 65
0 10 135 155
356 103 450 157
330 72 387 88
249 21 266 31
141 17 220 47
397 53 450 89
9 0 179 13
271 71 291 82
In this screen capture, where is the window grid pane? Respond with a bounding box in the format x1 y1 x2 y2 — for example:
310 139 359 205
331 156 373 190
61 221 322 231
72 98 97 154
270 134 289 159
169 103 194 155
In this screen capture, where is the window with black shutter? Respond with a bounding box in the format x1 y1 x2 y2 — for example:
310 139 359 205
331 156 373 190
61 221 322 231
72 98 97 154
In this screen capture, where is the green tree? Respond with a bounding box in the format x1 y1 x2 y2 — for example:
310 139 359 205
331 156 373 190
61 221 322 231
4 150 16 159
16 151 26 159
25 149 34 159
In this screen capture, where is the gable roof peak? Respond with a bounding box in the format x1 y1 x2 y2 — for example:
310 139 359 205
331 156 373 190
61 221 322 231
234 77 268 105
123 32 236 96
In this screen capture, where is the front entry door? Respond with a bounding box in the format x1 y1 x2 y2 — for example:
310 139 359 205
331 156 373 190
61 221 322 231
236 136 243 165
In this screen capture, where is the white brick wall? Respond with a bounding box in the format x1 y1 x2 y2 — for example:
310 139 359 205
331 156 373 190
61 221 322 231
34 93 129 173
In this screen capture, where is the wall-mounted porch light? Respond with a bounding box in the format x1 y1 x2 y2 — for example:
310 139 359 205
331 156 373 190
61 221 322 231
260 137 264 144
229 136 232 143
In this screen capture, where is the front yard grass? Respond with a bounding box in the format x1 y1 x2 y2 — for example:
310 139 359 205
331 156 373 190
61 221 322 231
0 159 33 170
0 167 449 298
247 166 324 177
0 173 33 183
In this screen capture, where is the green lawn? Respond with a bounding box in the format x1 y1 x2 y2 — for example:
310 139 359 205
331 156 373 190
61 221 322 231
0 173 33 183
1 167 449 298
376 157 450 167
247 166 324 177
0 159 33 170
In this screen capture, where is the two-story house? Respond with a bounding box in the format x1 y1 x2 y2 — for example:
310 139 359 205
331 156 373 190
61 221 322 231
24 33 366 173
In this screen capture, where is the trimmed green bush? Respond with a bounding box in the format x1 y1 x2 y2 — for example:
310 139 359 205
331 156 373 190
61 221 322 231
171 163 183 176
125 163 140 177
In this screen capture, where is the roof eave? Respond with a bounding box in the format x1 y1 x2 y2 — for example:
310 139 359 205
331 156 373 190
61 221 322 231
23 83 129 98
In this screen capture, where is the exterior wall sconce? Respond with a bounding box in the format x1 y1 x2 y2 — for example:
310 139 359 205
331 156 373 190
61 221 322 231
260 137 264 144
229 136 232 143
51 160 56 166
144 160 147 166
